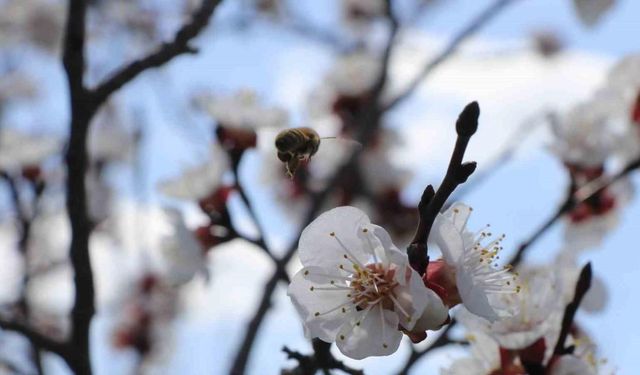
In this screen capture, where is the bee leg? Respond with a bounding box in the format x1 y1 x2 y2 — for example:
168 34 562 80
286 157 300 179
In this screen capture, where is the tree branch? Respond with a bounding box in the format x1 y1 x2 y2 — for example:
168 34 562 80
230 154 278 264
229 6 402 369
282 340 364 375
92 0 224 104
397 154 640 374
384 0 517 111
553 263 592 355
408 102 479 275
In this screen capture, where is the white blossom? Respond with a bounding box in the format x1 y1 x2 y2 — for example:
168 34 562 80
326 52 381 97
440 332 500 375
160 208 208 285
288 206 447 359
158 146 229 200
0 127 60 170
549 95 620 167
550 354 597 375
431 203 519 322
194 89 287 129
457 267 563 350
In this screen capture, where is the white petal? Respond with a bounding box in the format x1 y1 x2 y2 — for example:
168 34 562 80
412 287 449 332
392 267 430 331
336 305 402 360
387 248 409 286
432 215 465 265
550 355 597 375
443 203 473 232
288 268 353 342
456 270 499 322
298 206 371 270
371 224 397 263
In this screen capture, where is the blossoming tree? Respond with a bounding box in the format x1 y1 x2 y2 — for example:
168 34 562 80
0 0 636 374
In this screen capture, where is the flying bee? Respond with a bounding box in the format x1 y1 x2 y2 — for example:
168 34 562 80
275 127 329 178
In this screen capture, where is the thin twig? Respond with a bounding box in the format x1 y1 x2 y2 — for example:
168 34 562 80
552 263 592 356
231 156 278 263
282 340 364 375
0 319 68 358
397 155 640 374
408 102 479 275
384 0 517 111
92 0 224 104
229 4 403 372
450 110 551 202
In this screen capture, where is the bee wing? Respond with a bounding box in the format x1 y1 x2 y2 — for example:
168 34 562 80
320 137 362 151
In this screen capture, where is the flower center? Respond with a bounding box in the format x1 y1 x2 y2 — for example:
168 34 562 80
349 263 397 310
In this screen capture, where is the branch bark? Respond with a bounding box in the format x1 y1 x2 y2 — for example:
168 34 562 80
92 0 224 104
397 154 640 374
0 319 69 359
384 0 517 111
408 102 479 275
229 5 403 372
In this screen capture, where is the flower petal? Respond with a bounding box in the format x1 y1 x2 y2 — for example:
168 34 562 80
456 269 499 322
298 206 371 270
336 305 402 360
392 268 431 331
412 287 449 332
443 203 473 232
432 214 465 265
550 354 597 375
288 268 354 342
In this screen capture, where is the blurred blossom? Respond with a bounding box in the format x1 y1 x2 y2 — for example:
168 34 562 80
572 0 616 27
456 267 562 351
158 145 229 200
253 0 282 18
341 0 386 30
93 1 160 42
86 166 113 223
0 0 65 52
159 208 209 286
89 102 139 163
0 70 38 104
531 30 564 58
555 256 608 313
111 273 178 366
194 89 288 130
549 354 597 375
562 166 633 248
0 128 61 171
326 52 380 99
429 203 520 322
549 99 619 168
288 206 448 359
439 332 501 375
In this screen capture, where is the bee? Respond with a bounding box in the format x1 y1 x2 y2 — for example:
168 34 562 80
275 127 326 178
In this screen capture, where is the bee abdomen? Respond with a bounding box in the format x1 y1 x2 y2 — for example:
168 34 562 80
275 129 305 152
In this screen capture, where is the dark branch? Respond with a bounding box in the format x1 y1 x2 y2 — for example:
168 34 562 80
398 153 640 375
230 154 278 264
370 0 400 96
408 102 479 275
282 340 364 375
385 0 516 111
92 0 224 104
230 6 401 369
553 263 592 355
